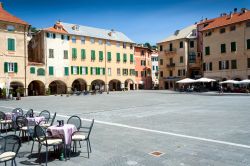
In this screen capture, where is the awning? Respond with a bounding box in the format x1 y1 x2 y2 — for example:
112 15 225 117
177 78 196 84
195 77 216 83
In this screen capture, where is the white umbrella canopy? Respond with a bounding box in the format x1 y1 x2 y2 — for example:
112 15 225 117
195 77 216 83
239 79 250 84
219 80 240 84
177 78 196 84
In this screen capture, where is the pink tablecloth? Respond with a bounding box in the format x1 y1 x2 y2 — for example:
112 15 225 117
27 116 45 124
47 124 77 145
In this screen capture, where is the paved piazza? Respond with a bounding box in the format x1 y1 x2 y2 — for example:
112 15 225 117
0 90 250 166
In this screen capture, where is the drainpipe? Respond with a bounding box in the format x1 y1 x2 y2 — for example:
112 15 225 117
24 25 29 96
104 40 108 93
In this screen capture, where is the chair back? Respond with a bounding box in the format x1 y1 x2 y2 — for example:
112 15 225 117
50 112 57 126
16 116 28 129
25 109 34 117
1 135 21 158
34 125 47 144
12 108 23 116
86 119 95 139
67 115 81 130
0 111 6 120
39 110 50 122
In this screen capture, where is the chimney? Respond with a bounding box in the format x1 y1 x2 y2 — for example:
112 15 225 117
0 2 3 9
234 8 237 13
241 8 247 13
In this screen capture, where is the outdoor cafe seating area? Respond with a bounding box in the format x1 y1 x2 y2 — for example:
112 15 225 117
0 108 94 166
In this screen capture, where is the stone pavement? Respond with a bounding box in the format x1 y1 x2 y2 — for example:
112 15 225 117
0 90 250 166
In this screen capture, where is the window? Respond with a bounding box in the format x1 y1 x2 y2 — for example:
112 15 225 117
67 36 70 40
46 32 55 38
169 43 173 51
90 38 95 44
230 25 236 31
189 52 196 63
246 22 250 27
72 36 76 43
64 67 69 76
179 41 183 48
122 69 128 75
37 68 45 76
30 67 35 74
156 66 158 71
4 62 17 73
72 48 77 59
7 25 15 31
64 50 68 59
123 54 127 63
180 56 183 63
49 66 54 75
81 49 86 60
107 40 111 46
71 66 79 75
220 28 226 33
135 71 138 77
219 61 229 70
178 70 181 76
61 35 65 40
160 71 163 77
7 38 15 51
108 68 111 76
160 59 163 65
190 41 194 48
81 37 85 44
116 53 120 62
205 46 210 55
107 52 111 61
130 44 133 50
99 51 103 61
141 50 144 56
117 68 121 75
129 69 134 76
231 42 236 52
91 50 95 61
49 49 54 58
169 70 173 77
123 43 126 49
98 39 103 45
153 66 155 70
205 31 212 36
141 60 146 66
141 71 145 77
130 54 134 63
116 42 120 47
248 58 250 68
231 60 237 69
90 67 96 75
159 45 163 51
221 44 226 53
209 62 212 71
81 66 88 75
247 39 250 49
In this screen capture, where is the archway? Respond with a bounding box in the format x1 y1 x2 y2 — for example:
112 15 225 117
109 79 121 91
10 81 24 97
49 80 67 95
125 79 134 90
91 80 105 91
28 80 45 96
72 79 87 91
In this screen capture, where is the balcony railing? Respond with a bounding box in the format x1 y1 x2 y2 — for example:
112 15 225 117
164 48 177 55
166 63 175 68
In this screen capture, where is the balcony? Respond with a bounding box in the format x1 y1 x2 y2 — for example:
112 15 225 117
166 63 175 68
164 48 177 56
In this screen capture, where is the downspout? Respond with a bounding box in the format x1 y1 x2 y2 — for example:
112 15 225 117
24 24 30 96
104 40 108 93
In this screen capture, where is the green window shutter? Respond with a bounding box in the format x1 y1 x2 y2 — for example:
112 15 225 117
81 49 86 60
205 47 210 55
123 54 127 62
14 63 18 73
64 67 69 76
8 38 15 51
37 68 45 76
96 67 99 75
221 44 226 53
72 48 77 59
91 50 95 60
107 52 111 61
30 67 35 74
80 66 82 75
4 62 8 73
231 42 236 52
130 54 133 62
71 66 73 74
90 67 93 75
49 66 54 75
116 53 120 62
99 51 103 61
77 66 79 74
103 68 105 75
86 67 88 75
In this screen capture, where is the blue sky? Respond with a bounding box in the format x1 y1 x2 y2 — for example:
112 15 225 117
2 0 250 45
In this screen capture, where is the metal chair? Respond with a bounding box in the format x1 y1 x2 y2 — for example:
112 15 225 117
33 125 64 166
39 110 50 123
39 112 56 129
12 108 23 116
67 115 81 131
25 109 34 117
0 111 12 135
16 116 33 142
70 119 94 158
0 135 21 166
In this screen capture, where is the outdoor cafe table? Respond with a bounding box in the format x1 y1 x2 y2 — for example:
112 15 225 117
47 124 77 145
26 116 45 124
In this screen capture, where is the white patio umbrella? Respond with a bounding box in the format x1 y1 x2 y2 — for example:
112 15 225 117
195 77 216 83
219 80 240 84
176 78 196 84
239 79 250 84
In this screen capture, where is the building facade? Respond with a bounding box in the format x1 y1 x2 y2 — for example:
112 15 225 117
134 45 152 89
200 8 250 81
157 25 200 89
28 21 136 95
151 50 159 89
0 2 29 97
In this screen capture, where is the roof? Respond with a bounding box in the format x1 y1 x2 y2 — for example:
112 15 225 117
202 10 250 31
0 2 28 25
60 22 134 43
157 24 197 44
44 27 68 34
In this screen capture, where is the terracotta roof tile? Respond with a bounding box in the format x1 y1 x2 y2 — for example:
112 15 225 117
0 3 28 25
202 10 250 31
44 26 68 34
